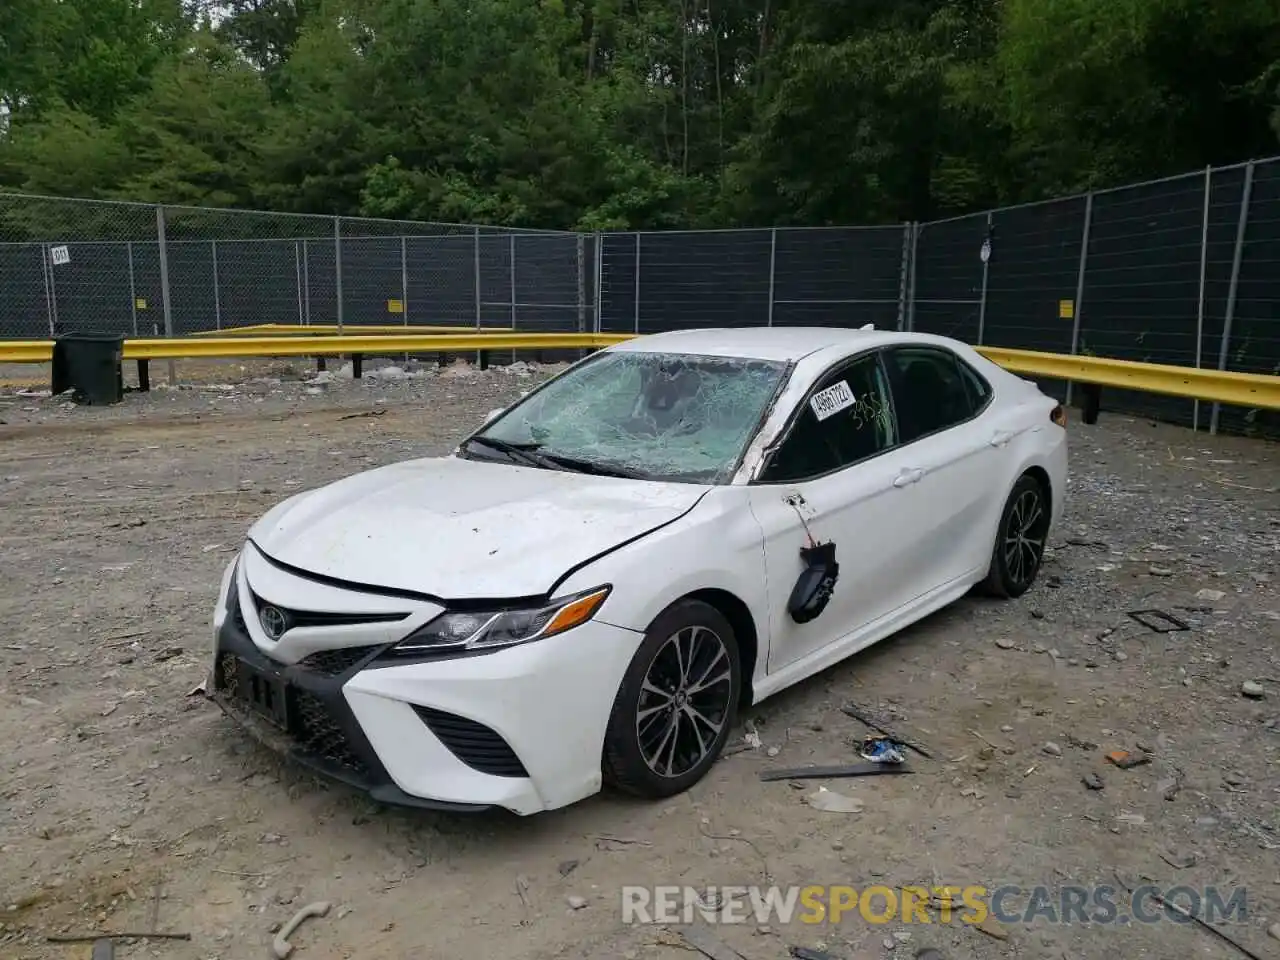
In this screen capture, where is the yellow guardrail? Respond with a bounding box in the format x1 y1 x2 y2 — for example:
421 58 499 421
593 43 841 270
977 346 1279 410
0 332 629 364
187 323 513 336
1 332 1276 410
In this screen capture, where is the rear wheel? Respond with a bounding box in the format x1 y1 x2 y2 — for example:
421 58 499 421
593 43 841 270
602 599 740 799
980 474 1050 598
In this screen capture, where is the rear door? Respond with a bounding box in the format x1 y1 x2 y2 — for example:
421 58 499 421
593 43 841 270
880 346 1006 591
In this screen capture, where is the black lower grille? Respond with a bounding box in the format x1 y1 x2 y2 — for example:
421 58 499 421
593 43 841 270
298 645 380 677
293 689 369 776
413 706 528 778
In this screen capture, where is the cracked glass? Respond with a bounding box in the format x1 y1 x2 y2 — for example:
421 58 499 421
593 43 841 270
472 351 789 482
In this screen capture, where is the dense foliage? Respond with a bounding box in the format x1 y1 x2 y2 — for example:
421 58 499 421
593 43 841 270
2 0 1278 228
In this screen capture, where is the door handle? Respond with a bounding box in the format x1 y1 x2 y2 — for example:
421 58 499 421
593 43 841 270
990 430 1014 447
893 468 923 487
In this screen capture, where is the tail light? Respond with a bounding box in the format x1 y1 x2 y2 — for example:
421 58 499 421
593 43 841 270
1050 404 1067 428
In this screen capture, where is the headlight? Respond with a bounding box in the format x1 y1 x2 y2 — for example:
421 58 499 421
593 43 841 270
389 586 611 655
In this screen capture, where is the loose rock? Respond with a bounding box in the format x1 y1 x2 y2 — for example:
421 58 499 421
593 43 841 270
1241 681 1265 699
1042 742 1062 757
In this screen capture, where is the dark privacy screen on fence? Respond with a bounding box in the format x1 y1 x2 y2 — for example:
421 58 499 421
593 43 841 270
1 157 1277 437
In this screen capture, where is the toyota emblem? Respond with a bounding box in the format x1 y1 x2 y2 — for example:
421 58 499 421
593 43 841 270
259 604 289 641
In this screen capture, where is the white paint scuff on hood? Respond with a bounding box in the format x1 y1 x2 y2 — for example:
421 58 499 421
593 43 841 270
247 456 708 599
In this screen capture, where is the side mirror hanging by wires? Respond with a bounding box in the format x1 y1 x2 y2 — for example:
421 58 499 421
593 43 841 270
783 494 839 624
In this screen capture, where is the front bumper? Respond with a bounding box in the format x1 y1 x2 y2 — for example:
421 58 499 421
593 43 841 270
209 590 643 815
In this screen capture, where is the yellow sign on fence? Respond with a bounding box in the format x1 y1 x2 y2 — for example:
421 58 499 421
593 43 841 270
136 298 147 310
1058 299 1074 319
387 298 404 314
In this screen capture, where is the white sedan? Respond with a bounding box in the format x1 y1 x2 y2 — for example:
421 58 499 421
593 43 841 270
208 327 1067 814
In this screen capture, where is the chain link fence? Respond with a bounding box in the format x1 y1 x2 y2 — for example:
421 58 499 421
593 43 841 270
1 157 1276 434
0 195 591 340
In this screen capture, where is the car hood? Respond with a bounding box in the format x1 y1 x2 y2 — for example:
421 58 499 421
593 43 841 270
247 455 709 599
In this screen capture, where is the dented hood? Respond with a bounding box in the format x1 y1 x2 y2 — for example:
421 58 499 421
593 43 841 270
247 455 708 599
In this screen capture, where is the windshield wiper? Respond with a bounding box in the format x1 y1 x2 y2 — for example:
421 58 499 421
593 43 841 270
463 435 562 470
536 453 648 480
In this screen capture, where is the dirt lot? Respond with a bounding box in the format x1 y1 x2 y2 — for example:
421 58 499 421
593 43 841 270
1 357 1277 960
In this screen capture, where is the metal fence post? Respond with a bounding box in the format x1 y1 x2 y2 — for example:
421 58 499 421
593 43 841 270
294 241 304 326
127 242 139 336
976 212 993 345
633 233 641 334
594 232 604 334
1193 165 1211 432
906 222 920 331
400 234 409 325
509 233 517 328
44 244 61 335
896 223 911 331
333 216 344 333
473 226 482 330
1065 193 1094 408
766 228 777 327
1210 160 1255 435
577 234 586 334
211 239 222 330
156 205 177 384
302 239 311 325
40 243 55 336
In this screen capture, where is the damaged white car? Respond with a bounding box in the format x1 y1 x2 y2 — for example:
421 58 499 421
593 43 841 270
208 327 1067 814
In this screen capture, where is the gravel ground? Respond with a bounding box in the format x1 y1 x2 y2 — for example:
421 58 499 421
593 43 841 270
0 357 1277 960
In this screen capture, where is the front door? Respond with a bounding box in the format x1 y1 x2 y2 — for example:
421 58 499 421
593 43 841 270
746 350 926 673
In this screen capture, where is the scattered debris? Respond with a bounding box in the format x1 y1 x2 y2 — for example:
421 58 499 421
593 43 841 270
1159 850 1197 869
1106 749 1151 769
994 637 1016 650
593 835 652 849
566 895 588 910
1114 874 1265 960
859 736 907 764
1116 813 1146 826
790 948 840 960
1042 741 1063 757
1268 922 1280 942
338 409 387 420
1158 774 1182 801
1241 680 1265 699
46 933 192 944
805 787 864 813
760 763 914 782
1195 588 1226 602
272 901 331 959
1127 609 1189 633
973 917 1010 941
679 921 749 960
1082 773 1104 790
558 859 579 877
841 703 933 758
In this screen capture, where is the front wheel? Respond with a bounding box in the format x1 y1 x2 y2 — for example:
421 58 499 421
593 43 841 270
602 599 741 799
980 473 1051 598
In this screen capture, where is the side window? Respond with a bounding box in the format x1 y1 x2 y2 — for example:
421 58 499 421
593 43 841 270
884 347 979 444
759 355 896 483
955 357 991 410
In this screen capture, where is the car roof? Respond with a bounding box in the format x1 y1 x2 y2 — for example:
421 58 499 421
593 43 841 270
605 326 953 363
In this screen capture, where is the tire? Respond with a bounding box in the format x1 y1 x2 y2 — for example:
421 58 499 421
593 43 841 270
980 473 1051 599
602 599 741 799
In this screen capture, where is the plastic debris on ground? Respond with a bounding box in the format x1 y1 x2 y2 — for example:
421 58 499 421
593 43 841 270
806 786 864 813
860 735 907 764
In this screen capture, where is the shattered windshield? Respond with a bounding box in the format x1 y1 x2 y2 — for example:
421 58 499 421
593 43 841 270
467 350 788 483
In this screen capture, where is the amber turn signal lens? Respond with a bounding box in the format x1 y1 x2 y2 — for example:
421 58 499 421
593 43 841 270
1050 404 1067 428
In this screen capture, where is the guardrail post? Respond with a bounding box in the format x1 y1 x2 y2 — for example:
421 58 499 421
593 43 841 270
766 227 777 327
156 205 177 385
1210 160 1255 436
976 212 993 344
1066 192 1094 408
633 233 641 334
211 239 222 330
1193 165 1211 431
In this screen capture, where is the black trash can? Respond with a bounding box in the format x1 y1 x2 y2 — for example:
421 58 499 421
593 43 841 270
51 334 125 405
